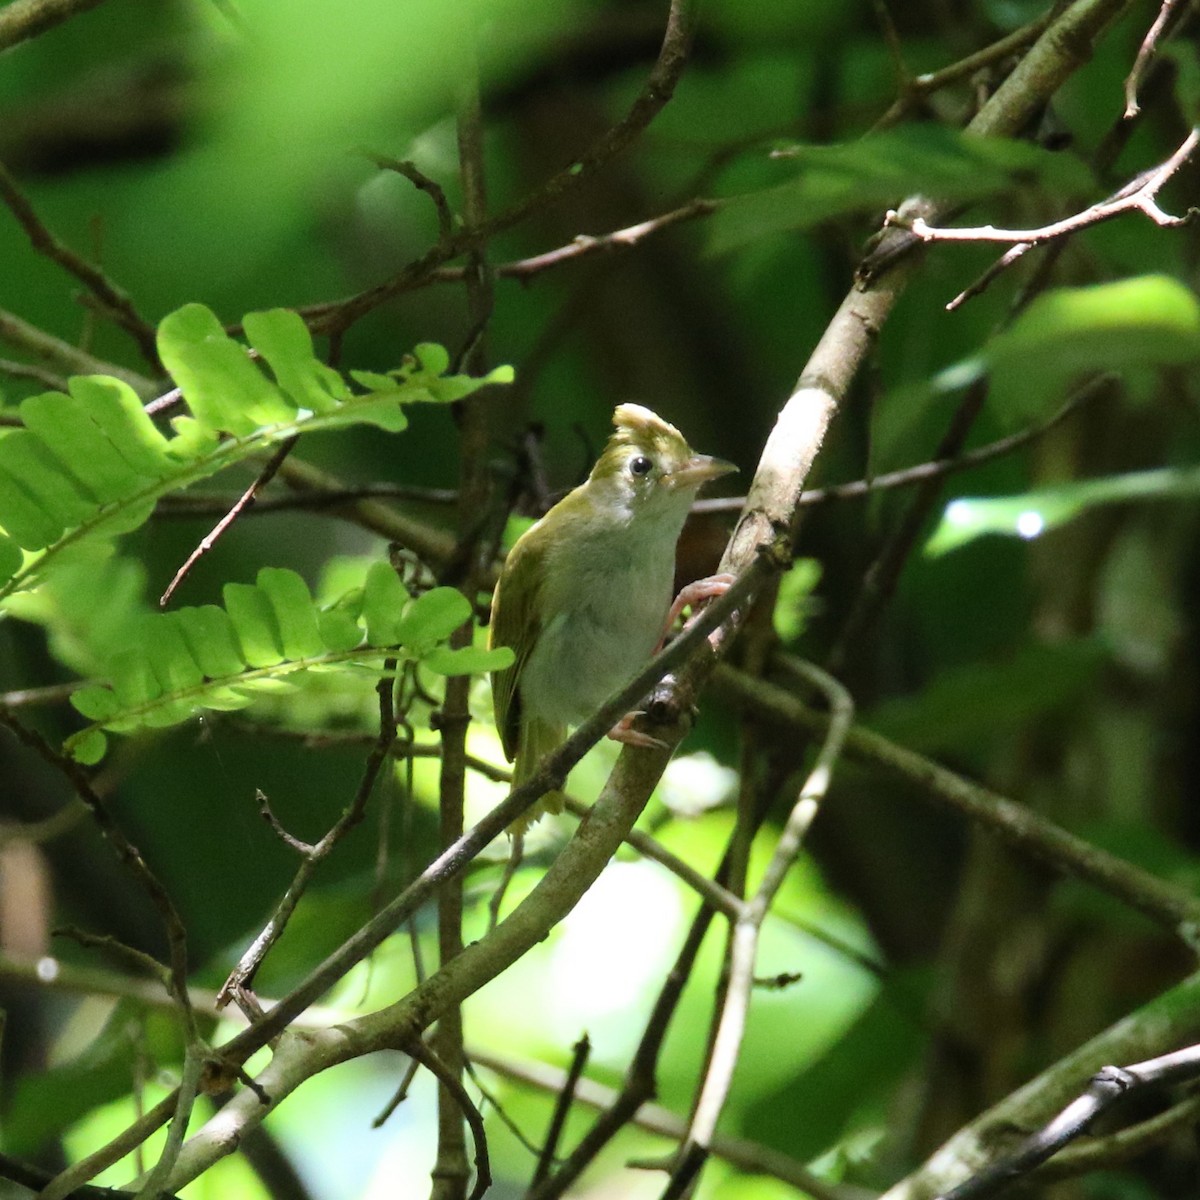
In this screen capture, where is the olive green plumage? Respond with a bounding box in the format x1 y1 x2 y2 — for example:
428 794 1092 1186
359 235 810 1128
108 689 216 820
489 404 734 829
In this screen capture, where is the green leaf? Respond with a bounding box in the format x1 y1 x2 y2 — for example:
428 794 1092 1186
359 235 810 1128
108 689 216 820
257 567 325 659
413 342 450 376
70 685 122 722
361 561 409 645
424 644 515 676
223 581 285 667
317 608 364 653
64 376 175 480
244 308 346 414
926 465 1200 556
20 389 155 503
176 605 246 678
985 276 1200 427
772 558 822 644
69 729 108 765
0 304 510 603
396 586 471 650
709 125 1092 254
158 303 294 435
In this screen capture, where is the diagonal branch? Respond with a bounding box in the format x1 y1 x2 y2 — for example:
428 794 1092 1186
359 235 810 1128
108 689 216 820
0 0 111 51
660 660 854 1199
300 0 700 336
0 159 159 363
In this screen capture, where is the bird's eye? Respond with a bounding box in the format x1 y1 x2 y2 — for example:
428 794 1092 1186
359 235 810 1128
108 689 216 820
630 455 653 477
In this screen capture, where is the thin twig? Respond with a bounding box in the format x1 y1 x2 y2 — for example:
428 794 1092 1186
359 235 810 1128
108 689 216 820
0 952 864 1199
132 1043 205 1200
661 661 854 1198
1038 1091 1200 1180
299 0 700 336
893 127 1200 253
53 926 170 983
938 1043 1200 1200
693 376 1104 516
216 671 399 1009
0 356 68 392
367 154 454 242
154 481 460 517
0 159 158 363
0 680 86 709
409 1039 492 1200
872 0 911 89
427 199 719 286
1124 0 1188 118
711 663 1200 939
872 10 1056 130
0 306 157 397
0 711 193 1016
159 435 299 606
531 1033 590 1186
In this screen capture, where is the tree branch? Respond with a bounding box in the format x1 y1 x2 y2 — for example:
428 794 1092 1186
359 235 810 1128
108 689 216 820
0 0 110 52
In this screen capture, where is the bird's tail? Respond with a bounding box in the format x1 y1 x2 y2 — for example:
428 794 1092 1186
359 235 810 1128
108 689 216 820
511 716 567 833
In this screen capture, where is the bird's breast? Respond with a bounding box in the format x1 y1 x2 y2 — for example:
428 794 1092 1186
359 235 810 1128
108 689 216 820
521 531 675 725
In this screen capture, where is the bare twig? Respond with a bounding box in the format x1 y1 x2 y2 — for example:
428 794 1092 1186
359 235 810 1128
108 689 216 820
368 154 454 242
0 952 864 1199
693 375 1105 516
0 160 158 363
154 481 460 517
0 356 67 392
0 0 111 52
132 1044 205 1200
893 127 1200 254
0 680 85 709
1038 1092 1200 1180
427 199 719 286
711 663 1200 939
216 671 398 1009
159 435 299 606
53 926 170 982
299 0 700 336
661 661 854 1198
0 711 192 1015
409 1039 492 1200
872 10 1056 130
1124 0 1188 118
531 1033 590 1187
0 306 157 397
872 0 911 89
937 1043 1200 1200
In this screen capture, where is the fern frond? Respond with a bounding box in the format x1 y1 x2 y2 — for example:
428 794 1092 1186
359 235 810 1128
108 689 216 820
65 564 514 763
0 305 513 602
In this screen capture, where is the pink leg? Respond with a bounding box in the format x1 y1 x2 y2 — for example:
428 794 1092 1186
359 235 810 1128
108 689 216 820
656 572 736 652
608 711 668 750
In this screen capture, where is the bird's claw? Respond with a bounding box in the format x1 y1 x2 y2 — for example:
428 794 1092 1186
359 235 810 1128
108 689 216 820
608 712 668 750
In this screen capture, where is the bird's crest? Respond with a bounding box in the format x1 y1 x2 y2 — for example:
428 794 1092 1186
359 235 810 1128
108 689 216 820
606 403 690 459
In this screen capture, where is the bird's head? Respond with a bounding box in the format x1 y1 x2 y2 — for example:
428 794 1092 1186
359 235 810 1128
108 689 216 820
589 404 735 521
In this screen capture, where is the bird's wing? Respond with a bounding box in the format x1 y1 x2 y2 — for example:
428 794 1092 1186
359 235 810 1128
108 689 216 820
488 528 546 762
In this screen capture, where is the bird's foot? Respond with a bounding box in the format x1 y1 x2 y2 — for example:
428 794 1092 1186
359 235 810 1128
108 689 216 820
608 711 668 750
657 572 737 651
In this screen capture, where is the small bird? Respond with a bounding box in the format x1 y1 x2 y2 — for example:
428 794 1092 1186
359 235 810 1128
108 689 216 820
489 403 736 828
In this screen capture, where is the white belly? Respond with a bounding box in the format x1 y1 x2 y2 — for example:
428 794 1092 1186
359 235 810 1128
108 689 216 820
521 543 673 726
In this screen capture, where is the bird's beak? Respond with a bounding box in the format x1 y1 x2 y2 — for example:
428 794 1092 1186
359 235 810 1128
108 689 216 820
668 454 738 491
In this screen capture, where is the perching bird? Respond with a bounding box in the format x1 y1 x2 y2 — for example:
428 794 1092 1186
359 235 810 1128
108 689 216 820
489 403 735 828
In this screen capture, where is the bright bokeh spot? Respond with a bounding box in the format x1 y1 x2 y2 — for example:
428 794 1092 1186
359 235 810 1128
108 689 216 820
1016 510 1045 539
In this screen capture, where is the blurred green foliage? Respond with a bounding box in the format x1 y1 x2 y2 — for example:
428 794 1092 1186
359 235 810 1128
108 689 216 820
3 0 1200 1198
